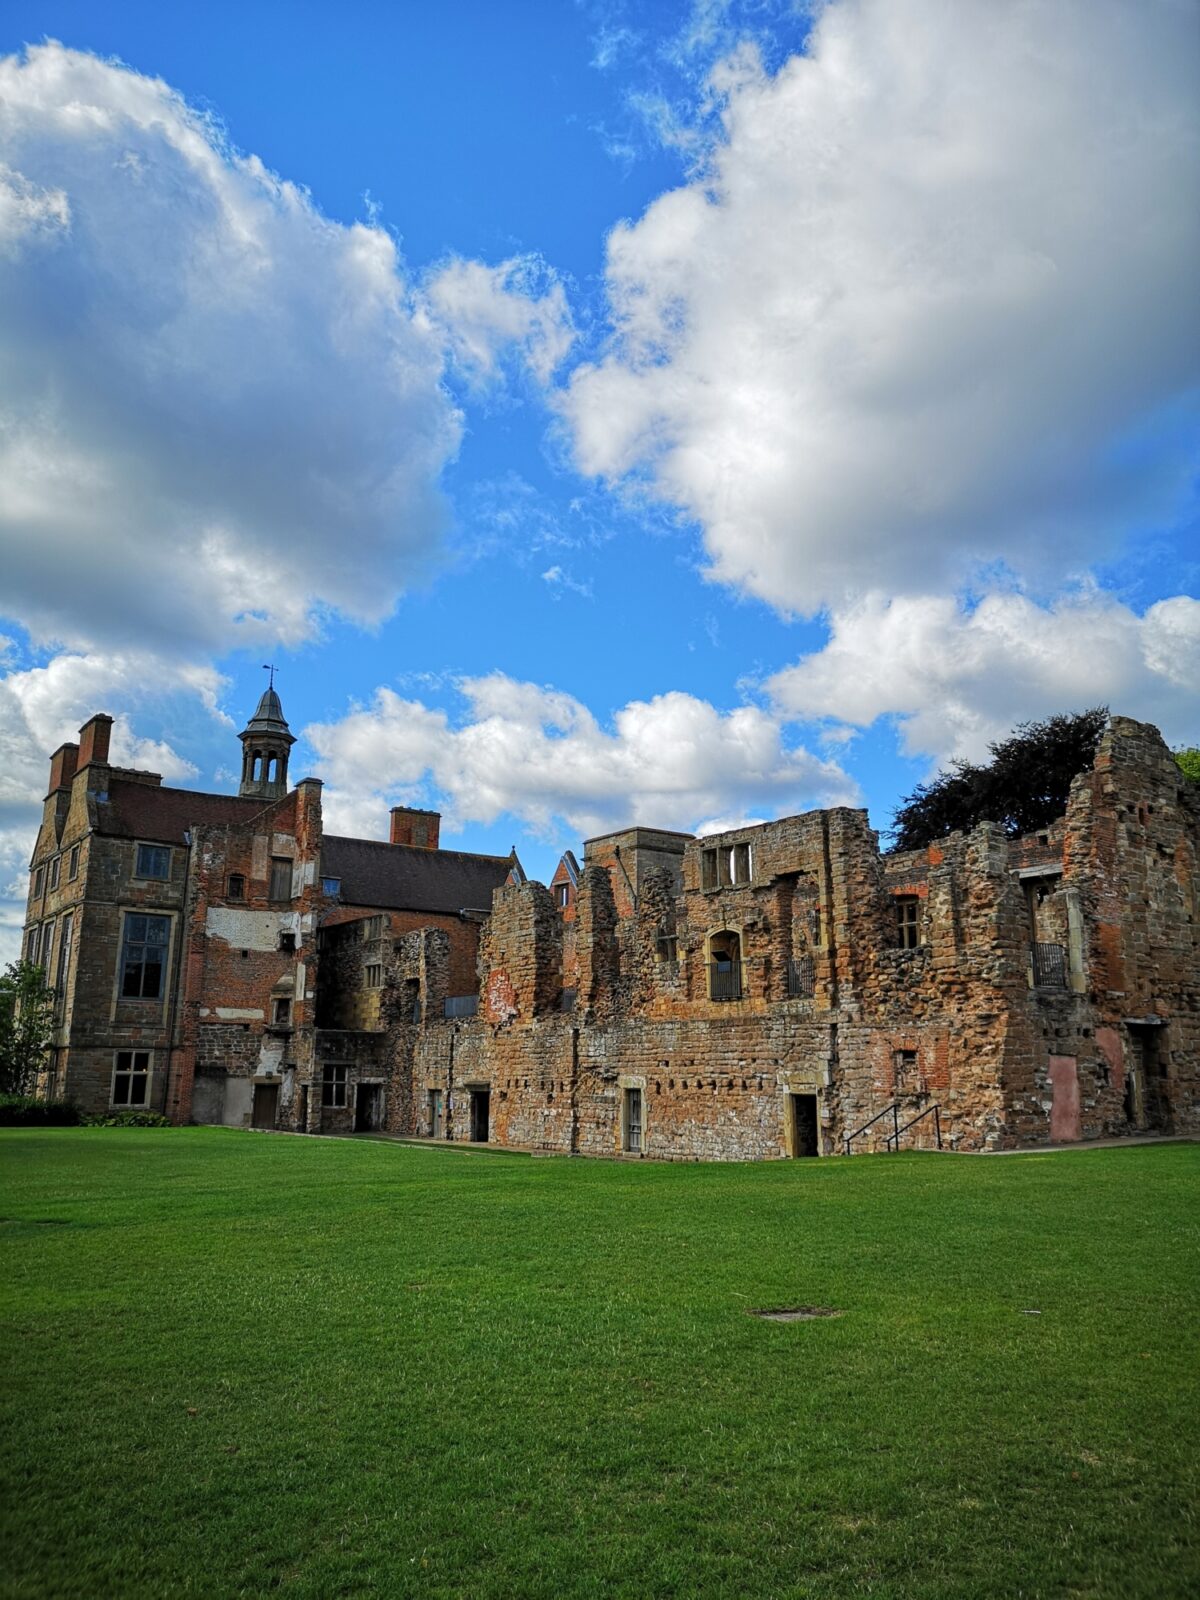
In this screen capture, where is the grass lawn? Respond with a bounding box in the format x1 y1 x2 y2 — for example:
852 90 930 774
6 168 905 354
1 1132 1197 1599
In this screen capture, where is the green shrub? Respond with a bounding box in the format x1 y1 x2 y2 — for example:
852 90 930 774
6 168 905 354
83 1109 172 1129
0 1095 84 1126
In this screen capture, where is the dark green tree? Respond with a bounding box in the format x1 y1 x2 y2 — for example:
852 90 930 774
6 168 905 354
1174 748 1200 783
0 960 56 1096
889 708 1109 852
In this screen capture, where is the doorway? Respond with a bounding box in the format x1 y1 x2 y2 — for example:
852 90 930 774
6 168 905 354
427 1089 444 1139
1126 1024 1169 1132
355 1083 383 1133
790 1093 818 1157
623 1086 643 1154
298 1084 309 1132
252 1082 279 1130
469 1088 490 1143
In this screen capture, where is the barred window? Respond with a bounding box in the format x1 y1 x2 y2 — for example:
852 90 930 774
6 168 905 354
112 1050 151 1107
321 1064 348 1108
365 964 383 989
120 913 170 999
135 844 171 880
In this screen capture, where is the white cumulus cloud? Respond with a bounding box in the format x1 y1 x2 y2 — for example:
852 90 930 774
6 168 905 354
563 0 1200 613
0 41 462 656
768 590 1200 764
424 254 574 386
305 673 857 843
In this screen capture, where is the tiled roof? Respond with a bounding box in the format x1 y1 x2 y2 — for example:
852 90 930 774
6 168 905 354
322 835 511 915
97 781 266 843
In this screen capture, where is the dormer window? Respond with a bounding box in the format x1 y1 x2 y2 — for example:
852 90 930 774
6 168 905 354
322 877 341 897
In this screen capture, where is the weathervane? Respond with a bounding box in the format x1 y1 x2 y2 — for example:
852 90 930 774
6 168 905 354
262 663 277 690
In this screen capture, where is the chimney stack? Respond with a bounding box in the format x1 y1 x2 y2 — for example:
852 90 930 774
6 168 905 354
77 713 114 770
47 742 79 796
390 806 441 850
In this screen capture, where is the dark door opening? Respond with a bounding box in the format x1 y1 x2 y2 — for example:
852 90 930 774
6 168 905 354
355 1082 383 1133
1127 1025 1170 1132
469 1088 490 1143
790 1093 818 1157
428 1089 444 1139
298 1084 309 1131
252 1082 279 1130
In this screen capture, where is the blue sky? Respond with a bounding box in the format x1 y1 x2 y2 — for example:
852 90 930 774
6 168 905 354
1 0 1197 955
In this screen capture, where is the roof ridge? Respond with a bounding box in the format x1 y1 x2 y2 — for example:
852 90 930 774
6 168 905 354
324 833 510 863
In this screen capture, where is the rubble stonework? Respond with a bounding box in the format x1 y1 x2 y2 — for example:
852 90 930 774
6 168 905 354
23 705 1199 1156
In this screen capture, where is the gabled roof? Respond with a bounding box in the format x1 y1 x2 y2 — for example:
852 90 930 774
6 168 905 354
97 780 267 843
321 835 512 915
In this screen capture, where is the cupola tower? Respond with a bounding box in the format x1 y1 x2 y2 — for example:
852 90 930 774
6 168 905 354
238 680 296 800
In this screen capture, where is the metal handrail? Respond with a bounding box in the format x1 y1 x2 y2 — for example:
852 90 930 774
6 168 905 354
885 1103 942 1152
843 1101 900 1155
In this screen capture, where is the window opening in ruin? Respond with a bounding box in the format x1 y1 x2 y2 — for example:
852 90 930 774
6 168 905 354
787 956 815 997
67 845 80 881
790 1093 819 1157
733 842 751 883
365 964 383 989
32 865 44 898
48 856 61 891
894 1048 918 1092
701 849 718 890
623 1087 643 1154
273 997 291 1026
1126 1024 1169 1133
428 1089 444 1138
112 1050 151 1107
227 873 245 900
120 913 170 999
279 931 296 952
708 931 743 1001
364 914 385 939
469 1088 490 1143
322 876 341 897
298 1085 309 1129
269 858 292 902
656 934 678 963
321 1064 348 1108
135 844 171 880
555 882 570 908
894 896 921 949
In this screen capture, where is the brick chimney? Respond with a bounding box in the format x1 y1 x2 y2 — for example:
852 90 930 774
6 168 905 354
77 713 114 769
47 742 79 795
390 806 440 850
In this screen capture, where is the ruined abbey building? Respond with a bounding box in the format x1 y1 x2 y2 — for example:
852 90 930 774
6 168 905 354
23 692 1199 1156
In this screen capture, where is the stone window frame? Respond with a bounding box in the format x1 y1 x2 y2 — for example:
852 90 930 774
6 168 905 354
67 844 81 882
227 873 246 901
364 963 383 989
554 882 570 909
134 843 172 881
115 909 174 1004
38 919 55 974
893 894 922 950
31 864 44 899
54 910 74 994
655 933 679 964
111 1049 152 1108
321 1063 349 1108
893 1047 919 1092
272 996 292 1026
48 855 61 892
700 841 753 891
704 926 745 1001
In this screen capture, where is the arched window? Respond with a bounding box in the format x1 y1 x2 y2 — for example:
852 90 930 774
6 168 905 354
707 931 743 1001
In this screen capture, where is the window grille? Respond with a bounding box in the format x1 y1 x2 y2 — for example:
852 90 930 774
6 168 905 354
786 956 814 997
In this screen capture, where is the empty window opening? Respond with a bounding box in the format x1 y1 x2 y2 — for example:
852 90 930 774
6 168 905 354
67 845 80 881
227 873 245 901
894 1048 918 1092
894 896 921 949
623 1087 643 1154
321 1064 348 1109
135 844 170 880
656 934 678 963
708 931 743 1001
272 997 291 1026
112 1050 151 1108
120 914 170 999
278 931 296 952
555 882 570 909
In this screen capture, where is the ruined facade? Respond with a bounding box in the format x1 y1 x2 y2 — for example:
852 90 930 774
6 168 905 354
23 707 1199 1156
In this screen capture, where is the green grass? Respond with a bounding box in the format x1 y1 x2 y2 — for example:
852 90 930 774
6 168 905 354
2 1132 1197 1599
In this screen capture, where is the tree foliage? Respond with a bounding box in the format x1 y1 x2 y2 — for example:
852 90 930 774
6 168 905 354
889 708 1109 852
1174 748 1200 783
0 960 56 1096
